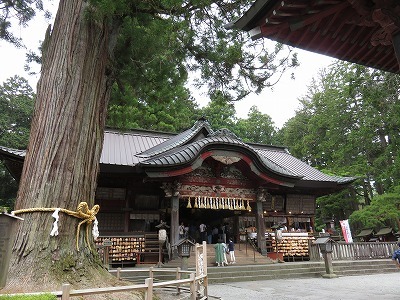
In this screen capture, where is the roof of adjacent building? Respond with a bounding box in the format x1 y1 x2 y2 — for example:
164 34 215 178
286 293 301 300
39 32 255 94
0 118 356 188
375 227 393 236
228 0 400 74
355 229 374 238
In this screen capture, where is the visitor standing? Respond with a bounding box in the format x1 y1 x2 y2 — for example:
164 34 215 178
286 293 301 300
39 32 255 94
212 226 219 244
179 222 185 239
222 241 229 265
207 226 213 244
228 238 236 264
199 222 207 242
392 242 400 268
214 239 225 266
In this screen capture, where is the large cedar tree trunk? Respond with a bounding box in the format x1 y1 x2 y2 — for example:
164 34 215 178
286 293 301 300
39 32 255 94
5 0 117 291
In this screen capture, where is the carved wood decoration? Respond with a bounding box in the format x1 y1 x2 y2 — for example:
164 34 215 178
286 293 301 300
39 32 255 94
235 0 400 73
161 181 181 197
347 0 400 46
177 163 258 200
179 164 254 189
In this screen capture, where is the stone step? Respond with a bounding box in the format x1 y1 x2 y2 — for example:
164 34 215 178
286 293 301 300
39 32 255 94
114 259 399 285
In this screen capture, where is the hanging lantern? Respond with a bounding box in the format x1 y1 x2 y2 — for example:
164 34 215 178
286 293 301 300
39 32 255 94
187 197 192 209
246 199 251 211
194 196 199 208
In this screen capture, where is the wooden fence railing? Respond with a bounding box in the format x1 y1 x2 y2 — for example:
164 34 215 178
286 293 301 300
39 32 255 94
309 241 398 261
4 267 207 300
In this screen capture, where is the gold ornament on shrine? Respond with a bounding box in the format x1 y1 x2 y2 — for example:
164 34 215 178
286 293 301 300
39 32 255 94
187 197 192 209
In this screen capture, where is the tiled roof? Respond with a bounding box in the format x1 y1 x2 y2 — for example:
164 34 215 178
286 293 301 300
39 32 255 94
0 146 26 158
375 227 393 236
101 129 171 165
255 147 354 183
137 117 213 158
140 133 299 178
0 120 356 185
355 229 374 238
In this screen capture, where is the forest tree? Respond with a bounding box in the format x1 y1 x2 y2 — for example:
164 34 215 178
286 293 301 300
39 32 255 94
1 0 298 291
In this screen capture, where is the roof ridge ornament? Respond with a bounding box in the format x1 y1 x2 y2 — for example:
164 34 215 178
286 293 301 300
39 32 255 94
208 128 241 140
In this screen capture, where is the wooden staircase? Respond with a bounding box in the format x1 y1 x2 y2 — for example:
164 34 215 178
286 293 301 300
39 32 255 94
139 233 160 264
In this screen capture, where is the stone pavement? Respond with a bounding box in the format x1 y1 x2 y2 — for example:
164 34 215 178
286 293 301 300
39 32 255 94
206 272 399 300
155 271 399 300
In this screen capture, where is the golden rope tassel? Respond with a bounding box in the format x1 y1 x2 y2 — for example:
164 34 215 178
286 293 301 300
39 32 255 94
187 197 192 208
206 197 210 209
210 197 214 209
12 202 100 251
194 196 199 208
75 202 100 251
246 199 251 211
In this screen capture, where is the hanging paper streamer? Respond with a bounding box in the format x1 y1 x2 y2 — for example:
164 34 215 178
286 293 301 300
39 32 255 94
92 218 99 240
50 208 61 236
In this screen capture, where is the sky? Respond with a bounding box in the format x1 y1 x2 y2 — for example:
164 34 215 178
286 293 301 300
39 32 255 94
0 3 336 129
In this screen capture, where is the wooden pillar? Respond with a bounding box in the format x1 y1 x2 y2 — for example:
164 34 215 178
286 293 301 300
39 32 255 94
170 194 179 257
256 188 267 255
256 200 266 255
162 181 181 258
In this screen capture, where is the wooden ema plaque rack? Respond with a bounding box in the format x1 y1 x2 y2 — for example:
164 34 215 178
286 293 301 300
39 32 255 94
95 236 145 267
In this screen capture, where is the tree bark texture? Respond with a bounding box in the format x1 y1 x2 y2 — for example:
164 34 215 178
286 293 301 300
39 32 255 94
5 0 115 290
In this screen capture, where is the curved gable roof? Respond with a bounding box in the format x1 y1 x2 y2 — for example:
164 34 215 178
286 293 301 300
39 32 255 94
137 117 213 158
138 128 300 180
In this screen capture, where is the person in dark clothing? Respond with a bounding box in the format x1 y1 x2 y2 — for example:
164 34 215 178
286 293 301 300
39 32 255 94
228 238 236 264
392 242 400 268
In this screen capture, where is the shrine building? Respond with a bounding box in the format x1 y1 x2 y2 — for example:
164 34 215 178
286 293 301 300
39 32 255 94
1 118 355 264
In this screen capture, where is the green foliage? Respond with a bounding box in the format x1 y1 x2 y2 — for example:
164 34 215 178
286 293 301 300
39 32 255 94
349 188 400 233
0 0 50 47
234 106 276 144
199 91 237 130
0 76 34 210
279 61 400 229
95 0 298 120
0 76 34 148
0 294 56 300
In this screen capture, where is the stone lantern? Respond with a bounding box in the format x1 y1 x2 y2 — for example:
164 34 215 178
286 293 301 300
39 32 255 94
315 236 337 278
